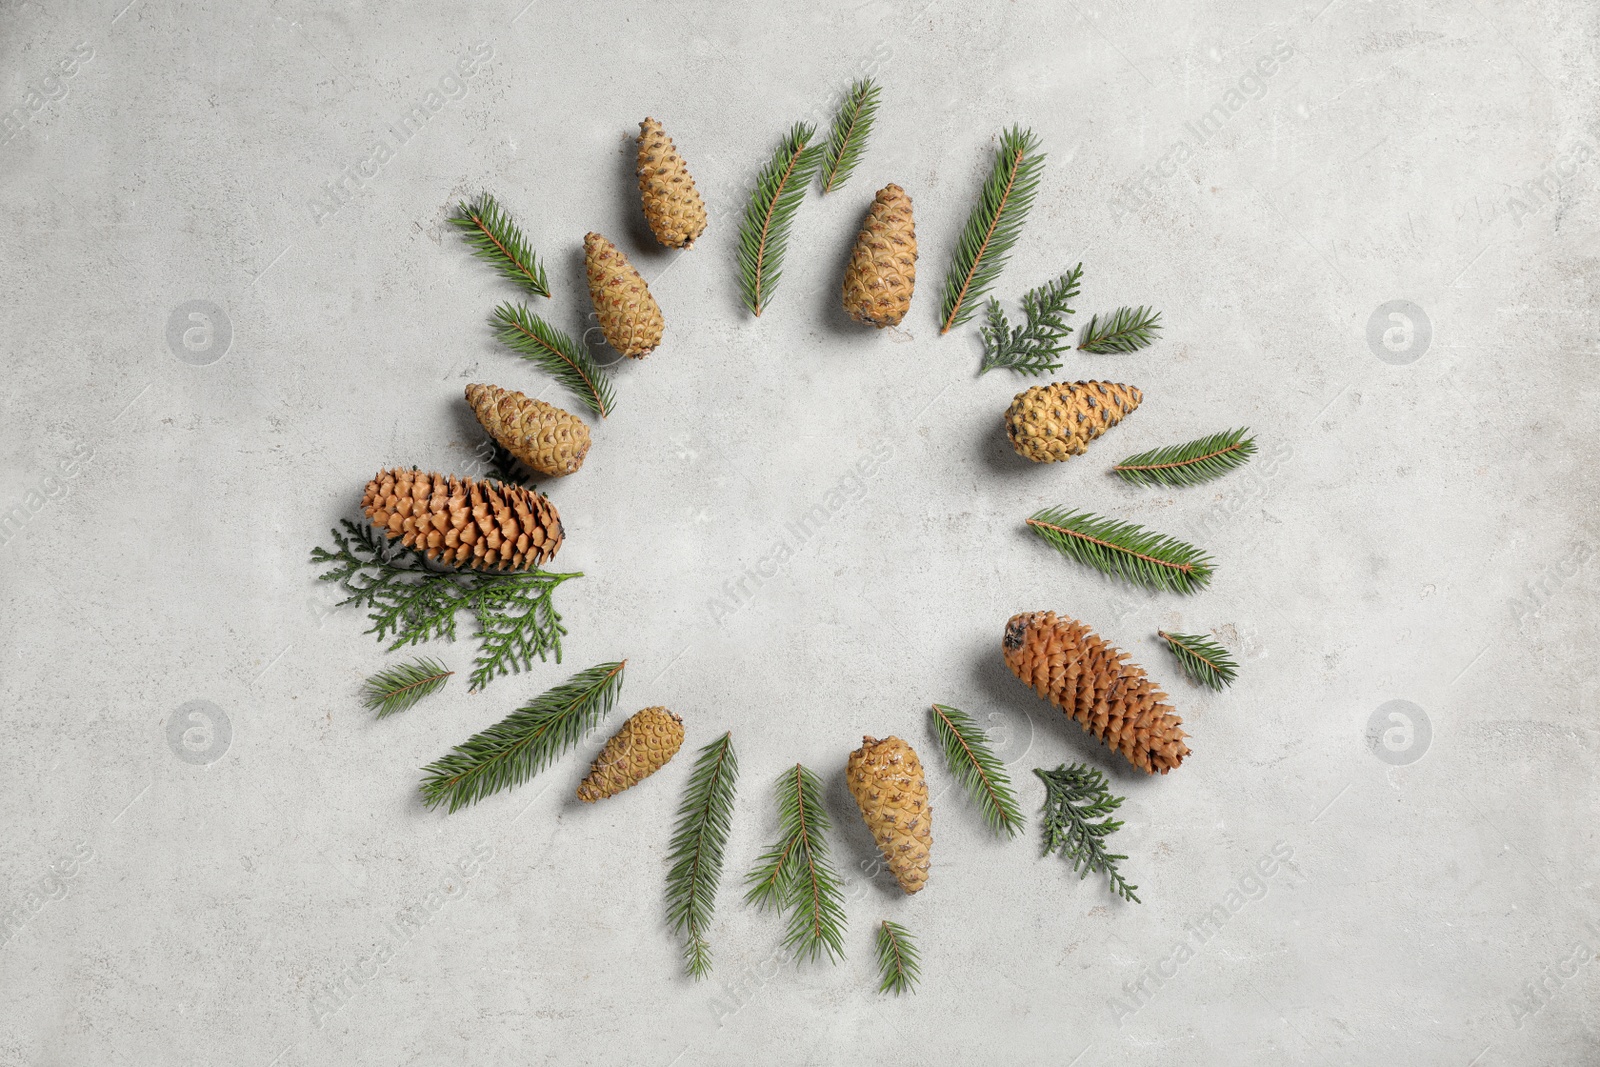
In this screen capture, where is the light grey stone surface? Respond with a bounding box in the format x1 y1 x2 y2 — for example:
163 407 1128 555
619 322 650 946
2 0 1598 1063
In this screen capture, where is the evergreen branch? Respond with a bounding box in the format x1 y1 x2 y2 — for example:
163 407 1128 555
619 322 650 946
738 122 826 316
1026 508 1214 595
311 521 582 691
1035 764 1140 903
1113 428 1257 488
743 764 846 964
1158 630 1239 691
819 78 881 193
875 920 921 995
362 657 453 718
491 301 615 419
1078 305 1162 353
940 126 1045 334
978 264 1083 376
418 660 626 812
667 732 741 980
449 193 551 298
928 704 1023 837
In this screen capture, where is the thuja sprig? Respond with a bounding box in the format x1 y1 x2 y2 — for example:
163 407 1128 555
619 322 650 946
940 126 1045 333
744 764 847 964
739 122 826 316
928 704 1023 837
1158 630 1239 691
818 78 881 194
1026 508 1214 594
667 731 740 979
1114 428 1256 488
311 520 582 691
978 264 1083 376
362 657 453 718
874 920 921 995
418 660 626 812
1035 763 1140 903
1079 305 1162 353
492 302 615 419
450 193 551 298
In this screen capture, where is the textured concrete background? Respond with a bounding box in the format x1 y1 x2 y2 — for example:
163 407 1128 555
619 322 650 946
2 0 1598 1063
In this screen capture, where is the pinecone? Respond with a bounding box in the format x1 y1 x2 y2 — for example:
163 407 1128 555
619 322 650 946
846 735 931 894
841 183 916 328
1003 611 1190 774
576 706 685 802
637 117 707 250
464 383 590 478
584 232 663 358
360 467 564 572
1004 381 1143 463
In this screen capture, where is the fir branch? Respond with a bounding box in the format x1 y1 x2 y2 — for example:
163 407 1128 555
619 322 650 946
1026 508 1214 595
492 301 615 419
450 193 552 298
311 520 582 691
1113 428 1257 488
738 122 826 316
418 660 626 813
362 657 453 718
667 732 741 980
940 126 1045 334
1158 630 1239 691
1035 763 1140 903
743 764 847 964
978 264 1083 376
875 920 921 995
928 704 1023 837
818 78 881 194
1078 305 1162 353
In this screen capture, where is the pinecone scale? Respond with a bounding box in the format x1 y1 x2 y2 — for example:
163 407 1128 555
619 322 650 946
841 183 916 328
846 735 931 894
360 468 564 572
1005 380 1142 462
577 706 685 802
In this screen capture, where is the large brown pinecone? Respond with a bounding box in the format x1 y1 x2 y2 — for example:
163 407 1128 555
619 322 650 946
1003 611 1189 774
464 383 590 478
1005 381 1143 463
846 735 931 894
360 468 563 572
841 183 916 328
637 118 707 250
576 706 685 802
584 232 663 358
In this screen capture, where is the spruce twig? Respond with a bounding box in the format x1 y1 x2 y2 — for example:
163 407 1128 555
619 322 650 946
875 920 921 995
491 302 615 419
928 704 1023 837
1035 764 1139 903
739 122 826 316
1158 630 1239 691
418 660 626 812
1113 428 1256 488
667 731 740 980
1078 305 1162 353
1026 508 1214 594
744 764 846 964
978 264 1083 376
940 126 1045 333
819 78 881 194
362 657 453 718
449 193 552 298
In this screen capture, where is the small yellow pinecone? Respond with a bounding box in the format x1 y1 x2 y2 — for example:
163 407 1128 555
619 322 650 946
584 232 663 358
464 383 590 478
1005 380 1143 463
846 735 931 894
841 183 916 328
576 706 685 802
360 467 563 571
637 117 707 249
1003 611 1190 774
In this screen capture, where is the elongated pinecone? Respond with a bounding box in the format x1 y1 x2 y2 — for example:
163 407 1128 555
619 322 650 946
637 117 707 250
585 232 663 358
576 706 685 802
1003 611 1189 774
361 467 563 572
841 183 916 328
1005 381 1143 463
465 383 590 478
846 735 931 894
